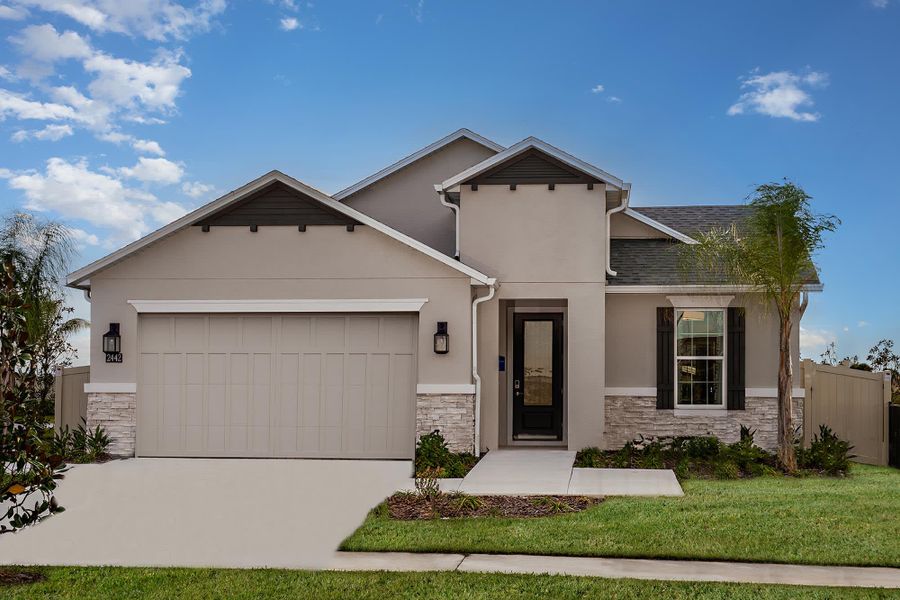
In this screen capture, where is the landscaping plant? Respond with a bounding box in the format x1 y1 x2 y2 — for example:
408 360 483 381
415 430 479 478
797 425 853 476
49 420 110 464
0 258 67 533
682 182 839 471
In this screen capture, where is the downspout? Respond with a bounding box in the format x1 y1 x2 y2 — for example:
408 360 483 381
605 183 630 277
434 184 460 259
471 282 496 457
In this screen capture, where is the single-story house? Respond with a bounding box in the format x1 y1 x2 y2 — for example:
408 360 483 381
67 129 816 458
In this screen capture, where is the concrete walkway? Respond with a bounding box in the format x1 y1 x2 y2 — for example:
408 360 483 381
456 449 683 496
328 552 900 589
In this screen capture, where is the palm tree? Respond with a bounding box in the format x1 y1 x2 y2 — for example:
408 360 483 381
0 213 88 414
683 182 838 471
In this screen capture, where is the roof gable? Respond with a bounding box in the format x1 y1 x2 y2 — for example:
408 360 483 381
440 136 625 191
197 181 358 227
468 147 597 185
67 171 495 288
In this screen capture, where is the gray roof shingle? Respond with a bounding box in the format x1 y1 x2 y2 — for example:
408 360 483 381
610 205 821 286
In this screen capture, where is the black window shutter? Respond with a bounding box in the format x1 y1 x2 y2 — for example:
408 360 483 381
727 306 746 410
656 307 675 409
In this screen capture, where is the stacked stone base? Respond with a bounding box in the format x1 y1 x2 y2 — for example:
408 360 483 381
604 396 804 451
416 393 475 454
86 392 136 457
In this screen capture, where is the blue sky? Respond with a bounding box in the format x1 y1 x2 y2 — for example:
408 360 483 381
0 0 898 365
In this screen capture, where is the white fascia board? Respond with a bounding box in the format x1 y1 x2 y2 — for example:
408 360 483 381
67 171 496 288
333 129 505 200
439 136 625 192
607 284 825 294
416 384 476 395
667 295 734 308
623 208 697 245
85 383 136 394
128 298 429 314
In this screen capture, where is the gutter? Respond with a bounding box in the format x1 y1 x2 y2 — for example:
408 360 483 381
434 184 460 259
606 183 630 277
471 282 496 457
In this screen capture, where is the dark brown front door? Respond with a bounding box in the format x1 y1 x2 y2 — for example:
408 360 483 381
512 313 564 440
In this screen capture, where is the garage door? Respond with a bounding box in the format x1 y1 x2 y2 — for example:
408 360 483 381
136 314 417 458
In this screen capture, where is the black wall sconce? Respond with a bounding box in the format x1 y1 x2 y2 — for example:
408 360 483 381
433 321 449 354
103 323 123 363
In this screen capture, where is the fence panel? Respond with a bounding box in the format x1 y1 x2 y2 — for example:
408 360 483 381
802 359 890 466
54 366 90 432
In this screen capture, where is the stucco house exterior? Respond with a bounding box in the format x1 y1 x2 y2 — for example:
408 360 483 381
66 129 818 459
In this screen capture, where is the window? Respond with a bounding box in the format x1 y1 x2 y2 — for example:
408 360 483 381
675 309 725 406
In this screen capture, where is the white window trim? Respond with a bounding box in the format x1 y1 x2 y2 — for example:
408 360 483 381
128 298 429 313
416 384 476 395
674 307 726 409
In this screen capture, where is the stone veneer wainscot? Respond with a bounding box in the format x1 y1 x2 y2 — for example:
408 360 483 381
604 396 805 451
86 392 136 457
415 393 475 454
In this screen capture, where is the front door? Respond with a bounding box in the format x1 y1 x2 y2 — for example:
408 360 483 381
512 313 563 440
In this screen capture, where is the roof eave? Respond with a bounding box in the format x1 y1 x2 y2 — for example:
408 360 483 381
333 128 504 201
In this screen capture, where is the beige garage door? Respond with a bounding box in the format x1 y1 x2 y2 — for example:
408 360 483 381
137 314 417 458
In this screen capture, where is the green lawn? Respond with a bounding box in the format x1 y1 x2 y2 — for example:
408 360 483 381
0 567 894 599
342 464 900 567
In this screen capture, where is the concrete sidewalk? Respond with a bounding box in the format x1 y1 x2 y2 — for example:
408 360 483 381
455 449 683 496
328 552 900 589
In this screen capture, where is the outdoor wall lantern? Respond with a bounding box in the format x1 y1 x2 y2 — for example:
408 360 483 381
103 323 123 363
433 322 449 354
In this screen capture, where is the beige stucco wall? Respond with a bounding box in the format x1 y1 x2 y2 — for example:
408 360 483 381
459 184 608 451
87 225 473 386
605 293 802 389
609 211 668 239
341 138 497 256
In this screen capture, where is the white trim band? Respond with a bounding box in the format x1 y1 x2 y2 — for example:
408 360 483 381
605 387 805 398
416 384 476 395
85 383 136 394
668 295 734 308
128 298 429 314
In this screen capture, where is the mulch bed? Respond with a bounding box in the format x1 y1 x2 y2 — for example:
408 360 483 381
0 569 45 586
386 493 602 520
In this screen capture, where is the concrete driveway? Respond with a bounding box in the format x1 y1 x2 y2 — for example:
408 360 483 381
0 458 411 569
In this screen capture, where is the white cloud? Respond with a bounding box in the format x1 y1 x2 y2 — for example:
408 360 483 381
411 0 424 22
84 50 191 112
280 16 300 30
800 326 834 357
0 65 15 80
858 320 869 328
3 157 186 244
118 156 183 183
181 180 214 198
727 68 828 122
872 0 889 7
13 0 227 41
132 138 164 155
591 84 604 94
9 23 92 63
0 88 77 120
11 123 74 141
67 226 99 246
607 96 622 103
843 326 850 332
0 4 28 19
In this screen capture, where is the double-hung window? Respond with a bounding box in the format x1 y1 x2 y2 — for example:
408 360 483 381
675 309 725 406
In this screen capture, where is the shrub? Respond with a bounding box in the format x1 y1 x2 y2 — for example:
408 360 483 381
714 460 741 480
574 446 606 468
415 430 478 478
46 420 110 464
414 467 441 498
798 425 853 476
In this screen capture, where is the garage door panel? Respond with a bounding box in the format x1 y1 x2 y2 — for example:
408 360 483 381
209 317 239 350
138 314 416 458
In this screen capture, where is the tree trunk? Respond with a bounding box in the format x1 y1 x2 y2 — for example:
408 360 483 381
776 312 797 471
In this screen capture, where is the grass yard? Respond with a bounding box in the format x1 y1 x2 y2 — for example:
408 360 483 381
0 567 895 599
342 464 900 567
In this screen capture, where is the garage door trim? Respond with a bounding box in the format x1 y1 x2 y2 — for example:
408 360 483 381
129 298 429 313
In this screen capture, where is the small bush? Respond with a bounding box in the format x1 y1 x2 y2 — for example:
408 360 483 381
574 446 606 468
47 420 110 464
415 430 479 478
714 460 741 480
798 425 853 476
450 493 483 512
414 467 441 498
